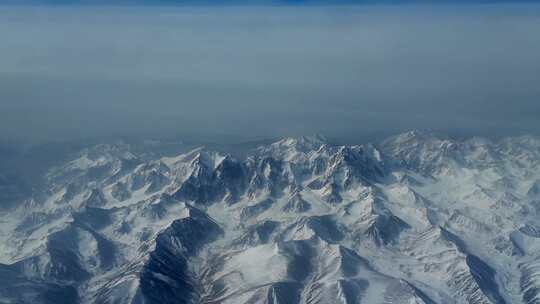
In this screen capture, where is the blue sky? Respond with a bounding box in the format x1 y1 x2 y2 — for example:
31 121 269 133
3 0 540 5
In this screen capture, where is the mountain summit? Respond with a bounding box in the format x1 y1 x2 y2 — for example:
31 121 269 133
0 132 539 304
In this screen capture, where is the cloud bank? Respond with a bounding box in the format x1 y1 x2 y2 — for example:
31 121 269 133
1 5 539 143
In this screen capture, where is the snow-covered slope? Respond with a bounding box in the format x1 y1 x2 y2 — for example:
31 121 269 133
1 131 539 304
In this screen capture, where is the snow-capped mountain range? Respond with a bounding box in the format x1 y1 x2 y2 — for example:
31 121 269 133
1 131 540 304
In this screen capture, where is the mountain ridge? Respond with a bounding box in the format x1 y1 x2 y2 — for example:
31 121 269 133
1 131 540 304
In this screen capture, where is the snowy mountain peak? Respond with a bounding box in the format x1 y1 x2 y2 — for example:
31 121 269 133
254 134 328 161
1 132 540 304
386 129 440 145
277 134 328 148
